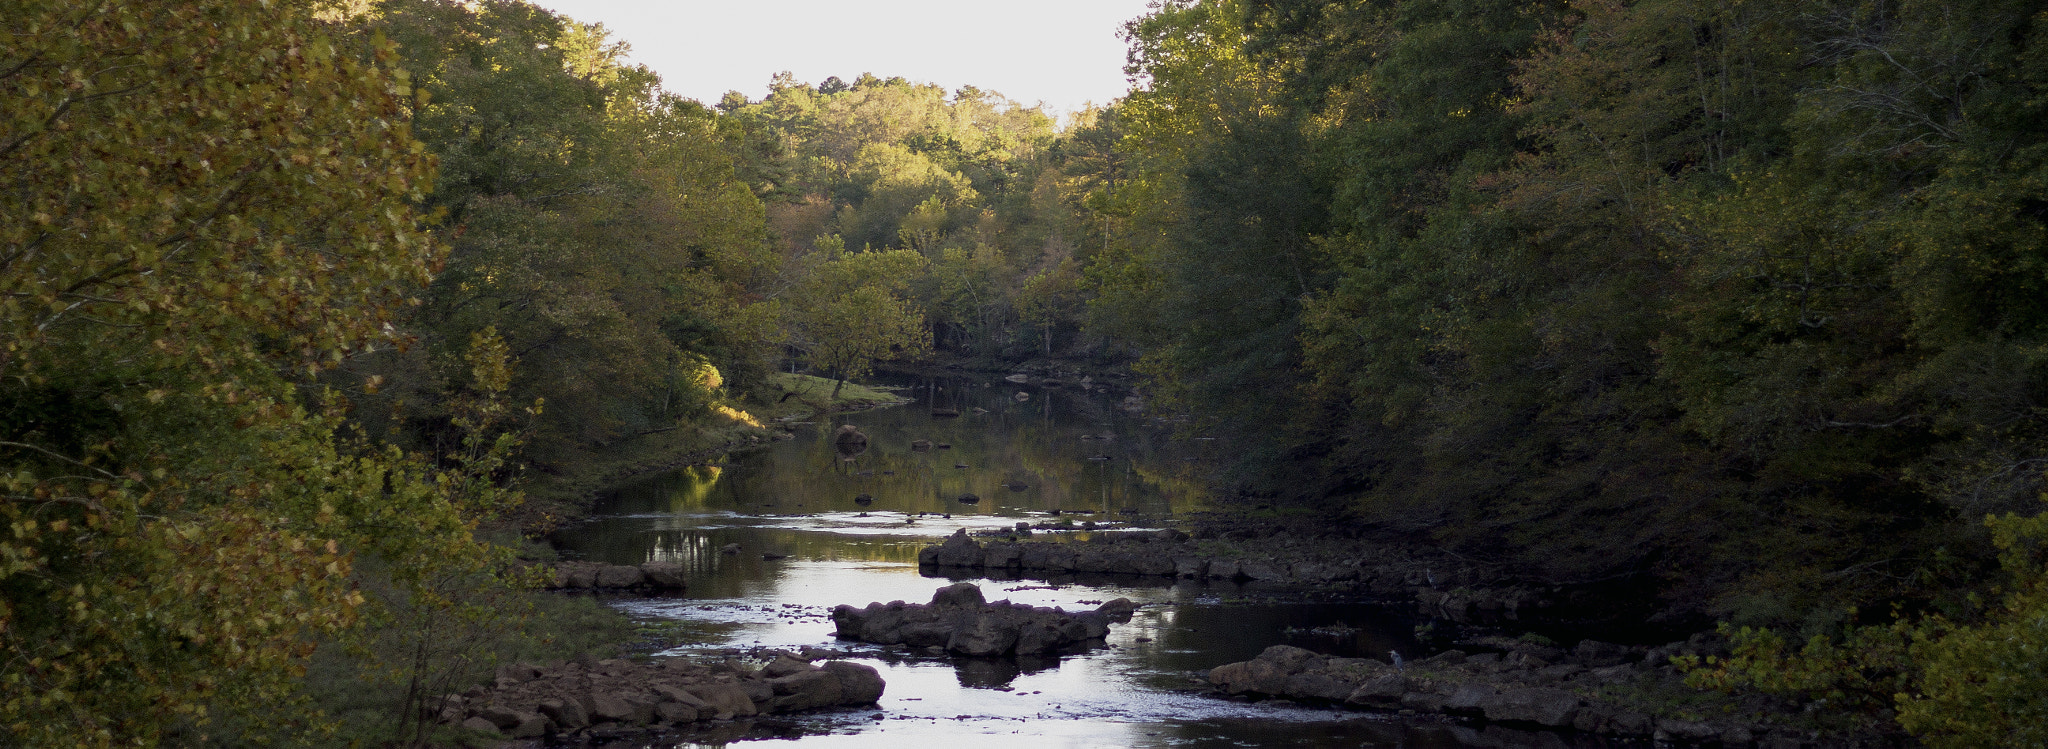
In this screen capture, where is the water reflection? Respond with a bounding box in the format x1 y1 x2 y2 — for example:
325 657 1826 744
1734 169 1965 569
549 375 1594 748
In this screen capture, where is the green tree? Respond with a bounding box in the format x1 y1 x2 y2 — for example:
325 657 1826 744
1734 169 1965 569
0 0 491 743
777 237 932 395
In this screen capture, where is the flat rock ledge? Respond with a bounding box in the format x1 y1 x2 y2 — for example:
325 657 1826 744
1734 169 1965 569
917 528 1548 625
1204 644 1835 748
435 653 884 741
831 582 1135 657
546 561 688 591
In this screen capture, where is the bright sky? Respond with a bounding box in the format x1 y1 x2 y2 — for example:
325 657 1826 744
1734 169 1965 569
531 1 1158 120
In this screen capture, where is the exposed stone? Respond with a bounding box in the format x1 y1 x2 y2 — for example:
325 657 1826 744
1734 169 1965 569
538 697 588 730
933 530 985 567
692 682 759 719
1240 560 1290 581
762 654 815 678
1345 673 1408 705
639 562 688 589
948 612 1021 657
1442 683 1498 715
553 564 596 589
594 564 645 589
931 581 986 608
1282 671 1353 701
588 690 646 724
1209 658 1292 695
1574 639 1631 667
1095 597 1137 623
1256 645 1323 673
982 542 1021 567
831 583 1120 658
1656 718 1720 742
1400 691 1447 712
1610 711 1653 735
823 660 887 704
1479 687 1580 727
654 701 699 723
767 668 845 711
478 704 526 729
652 684 708 710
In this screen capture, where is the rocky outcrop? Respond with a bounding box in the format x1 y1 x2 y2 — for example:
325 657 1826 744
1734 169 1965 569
438 653 883 741
1200 641 1828 746
830 582 1132 657
548 561 688 591
916 528 1552 625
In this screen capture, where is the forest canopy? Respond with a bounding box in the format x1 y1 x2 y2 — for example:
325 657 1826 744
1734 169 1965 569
4 0 2047 744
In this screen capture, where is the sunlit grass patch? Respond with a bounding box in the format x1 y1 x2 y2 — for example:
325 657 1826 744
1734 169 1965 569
713 403 764 427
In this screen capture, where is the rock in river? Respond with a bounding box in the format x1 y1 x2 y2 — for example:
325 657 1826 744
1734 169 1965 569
830 582 1130 658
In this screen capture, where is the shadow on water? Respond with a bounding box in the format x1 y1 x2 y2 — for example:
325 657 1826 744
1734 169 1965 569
548 374 1603 747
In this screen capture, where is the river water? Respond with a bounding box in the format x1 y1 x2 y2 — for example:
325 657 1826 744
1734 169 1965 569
550 373 1585 748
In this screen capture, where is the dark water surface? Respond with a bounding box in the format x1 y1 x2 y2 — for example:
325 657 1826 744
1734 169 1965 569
550 374 1586 748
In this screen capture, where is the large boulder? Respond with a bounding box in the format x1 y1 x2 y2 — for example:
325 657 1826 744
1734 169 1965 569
1442 683 1498 715
948 611 1022 657
834 584 1123 658
1240 560 1290 581
1345 674 1408 705
1095 598 1137 623
691 683 761 719
767 668 844 712
1479 687 1581 727
553 563 597 589
538 697 589 729
931 581 986 608
1283 671 1355 701
823 661 886 704
1256 645 1323 673
1019 543 1077 571
587 690 651 724
594 564 645 588
762 654 815 678
934 530 985 567
1209 658 1294 695
639 561 688 589
981 541 1022 568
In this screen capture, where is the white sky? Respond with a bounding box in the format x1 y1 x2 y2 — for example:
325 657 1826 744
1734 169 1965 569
531 1 1158 120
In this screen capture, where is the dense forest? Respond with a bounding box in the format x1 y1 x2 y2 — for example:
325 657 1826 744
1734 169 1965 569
3 0 2045 745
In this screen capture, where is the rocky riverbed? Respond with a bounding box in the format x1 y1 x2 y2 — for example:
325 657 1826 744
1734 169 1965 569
1200 641 1833 746
917 527 1554 626
435 653 884 742
915 527 1894 747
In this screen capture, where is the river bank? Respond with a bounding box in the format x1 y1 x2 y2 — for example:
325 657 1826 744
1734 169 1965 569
914 520 1904 746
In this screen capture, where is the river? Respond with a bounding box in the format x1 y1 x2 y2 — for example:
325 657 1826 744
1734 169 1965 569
549 373 1594 748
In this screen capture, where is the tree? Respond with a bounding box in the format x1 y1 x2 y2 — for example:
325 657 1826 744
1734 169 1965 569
778 238 931 396
0 0 479 742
